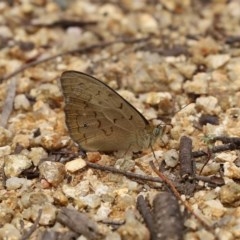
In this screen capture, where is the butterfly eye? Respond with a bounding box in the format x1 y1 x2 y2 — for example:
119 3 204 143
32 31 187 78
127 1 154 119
153 126 162 138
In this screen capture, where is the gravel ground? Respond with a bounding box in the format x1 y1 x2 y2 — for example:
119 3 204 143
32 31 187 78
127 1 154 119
1 0 240 239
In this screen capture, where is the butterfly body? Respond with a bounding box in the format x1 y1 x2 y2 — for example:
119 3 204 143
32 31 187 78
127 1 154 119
60 71 161 152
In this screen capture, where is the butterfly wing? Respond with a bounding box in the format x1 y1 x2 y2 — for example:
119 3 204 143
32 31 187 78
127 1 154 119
60 71 149 152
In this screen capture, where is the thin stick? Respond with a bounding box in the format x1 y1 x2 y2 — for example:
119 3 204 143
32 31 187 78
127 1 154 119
85 161 162 184
192 143 240 158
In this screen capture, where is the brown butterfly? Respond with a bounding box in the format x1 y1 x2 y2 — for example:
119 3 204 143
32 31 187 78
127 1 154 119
60 71 162 152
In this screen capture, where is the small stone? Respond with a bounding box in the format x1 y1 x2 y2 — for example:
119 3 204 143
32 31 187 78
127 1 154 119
86 152 101 162
174 62 197 79
206 54 230 69
95 183 110 196
40 179 52 189
0 25 13 38
138 13 158 33
6 177 32 190
0 145 11 157
183 73 210 94
141 92 172 105
74 180 90 197
62 184 78 199
219 182 240 206
0 223 21 240
14 94 31 110
224 162 240 179
197 161 220 176
195 229 215 240
4 154 32 177
79 194 101 209
22 203 57 226
215 152 237 163
39 161 65 186
117 210 150 240
115 158 135 171
28 147 48 166
0 127 12 146
12 134 30 148
53 190 68 206
0 206 13 226
196 96 221 115
122 179 139 192
201 199 226 218
105 232 121 240
65 158 87 173
216 229 234 240
116 193 135 210
163 149 178 168
94 202 112 221
21 192 52 208
40 133 69 150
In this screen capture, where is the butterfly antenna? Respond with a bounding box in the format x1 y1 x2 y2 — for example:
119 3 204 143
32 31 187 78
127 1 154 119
150 144 157 161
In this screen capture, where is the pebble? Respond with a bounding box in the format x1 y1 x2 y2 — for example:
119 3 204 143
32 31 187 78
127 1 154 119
219 182 240 206
138 13 158 33
39 161 66 186
116 193 135 210
141 91 172 107
0 224 21 240
117 210 150 240
62 184 78 199
163 149 179 167
53 190 68 206
94 202 112 221
0 25 13 38
215 152 237 163
206 54 230 69
114 158 135 171
28 147 48 166
4 154 32 177
195 229 215 240
0 206 13 226
216 229 234 240
65 157 87 173
74 180 90 197
183 73 210 94
201 199 226 218
224 162 240 179
21 192 52 208
0 127 12 146
105 232 121 240
14 94 31 110
78 194 101 209
22 203 57 225
196 96 221 115
0 145 11 157
6 177 32 190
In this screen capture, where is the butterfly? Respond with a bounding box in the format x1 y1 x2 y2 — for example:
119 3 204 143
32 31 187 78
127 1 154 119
60 71 162 152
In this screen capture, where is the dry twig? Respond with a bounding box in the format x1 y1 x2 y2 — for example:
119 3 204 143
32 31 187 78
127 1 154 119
56 207 102 240
137 195 156 240
179 136 194 180
85 160 162 184
152 192 184 240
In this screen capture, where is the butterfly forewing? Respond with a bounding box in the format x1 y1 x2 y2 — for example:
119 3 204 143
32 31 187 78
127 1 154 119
60 71 150 152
